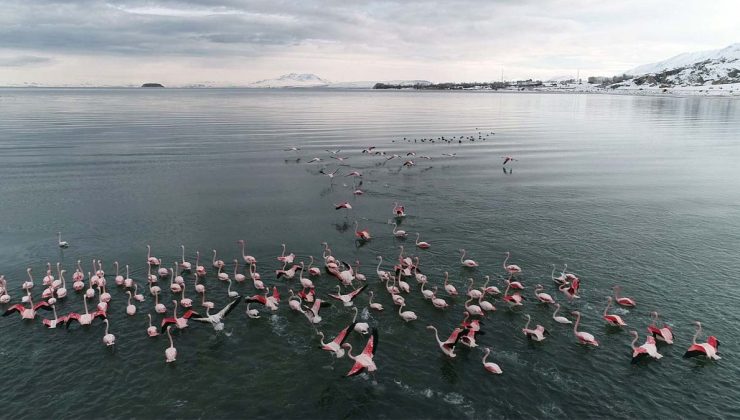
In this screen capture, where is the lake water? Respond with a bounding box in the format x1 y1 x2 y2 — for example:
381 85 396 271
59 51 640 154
0 88 739 418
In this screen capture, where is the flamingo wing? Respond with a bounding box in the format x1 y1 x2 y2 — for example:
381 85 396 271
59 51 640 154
332 323 356 346
246 295 268 305
182 310 201 319
347 284 367 300
363 328 379 357
272 287 280 302
683 344 708 358
93 310 107 319
2 304 25 316
33 301 52 311
327 293 344 302
346 361 366 377
217 296 242 318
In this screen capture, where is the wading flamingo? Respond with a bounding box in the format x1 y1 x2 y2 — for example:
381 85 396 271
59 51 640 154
629 330 662 363
683 321 720 360
482 348 503 374
572 311 599 346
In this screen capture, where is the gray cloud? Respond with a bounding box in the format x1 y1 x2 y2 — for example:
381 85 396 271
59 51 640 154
0 55 53 67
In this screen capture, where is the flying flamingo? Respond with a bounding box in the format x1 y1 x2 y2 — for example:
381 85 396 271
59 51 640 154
317 323 356 358
342 329 378 376
57 232 69 248
165 326 177 363
534 284 555 304
3 294 51 320
460 249 478 267
190 297 242 331
237 240 257 265
180 245 192 271
613 286 636 307
102 319 116 347
335 201 352 210
503 252 522 274
368 291 383 311
147 314 159 337
66 295 106 326
354 221 371 241
522 314 548 341
501 156 517 165
146 245 161 266
647 311 674 344
329 284 367 307
502 280 525 307
160 300 200 332
276 264 299 280
427 325 465 357
42 304 67 328
552 303 572 324
603 297 627 327
482 348 503 374
683 321 720 360
572 311 599 346
212 249 225 269
302 298 331 324
629 330 662 363
415 233 430 249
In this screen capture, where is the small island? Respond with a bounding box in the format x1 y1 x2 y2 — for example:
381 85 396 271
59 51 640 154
141 83 164 88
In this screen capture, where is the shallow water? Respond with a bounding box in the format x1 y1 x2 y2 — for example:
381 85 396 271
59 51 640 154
0 88 739 418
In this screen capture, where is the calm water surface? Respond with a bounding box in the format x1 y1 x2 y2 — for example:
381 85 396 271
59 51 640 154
0 88 739 418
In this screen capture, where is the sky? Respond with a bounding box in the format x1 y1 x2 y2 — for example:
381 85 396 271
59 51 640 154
0 0 738 86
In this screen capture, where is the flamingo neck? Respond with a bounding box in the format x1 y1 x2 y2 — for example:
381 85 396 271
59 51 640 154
630 332 639 350
431 327 442 345
692 324 702 345
573 313 581 333
524 315 531 330
604 299 611 316
503 253 509 268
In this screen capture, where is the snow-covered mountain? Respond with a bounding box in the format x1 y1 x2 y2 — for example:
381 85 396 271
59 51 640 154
621 43 739 85
248 73 330 88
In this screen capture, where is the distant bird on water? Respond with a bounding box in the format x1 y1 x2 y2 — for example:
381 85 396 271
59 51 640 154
58 232 69 248
501 156 517 165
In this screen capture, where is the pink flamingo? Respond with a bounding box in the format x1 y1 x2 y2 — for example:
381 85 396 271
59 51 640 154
147 314 159 337
647 311 674 344
3 294 51 319
102 319 116 347
126 291 136 315
342 329 378 376
212 249 225 269
603 297 627 327
613 286 636 307
165 326 177 363
335 201 352 210
502 280 525 307
317 323 355 358
114 261 124 286
233 260 246 283
443 272 458 296
146 245 161 266
42 304 67 328
250 263 264 290
431 287 449 309
124 265 133 288
369 291 383 311
160 300 199 332
354 221 371 241
629 331 662 363
22 268 34 290
298 262 313 289
238 240 257 265
522 314 548 341
552 304 572 324
180 245 192 271
559 278 580 301
460 249 478 267
415 233 430 249
276 244 295 264
503 252 522 274
195 251 206 277
179 282 192 308
534 284 555 304
307 256 321 276
481 276 500 295
329 285 367 307
427 325 463 357
482 348 503 374
683 321 720 360
56 270 67 299
66 295 106 326
390 221 407 238
571 311 599 346
392 202 405 217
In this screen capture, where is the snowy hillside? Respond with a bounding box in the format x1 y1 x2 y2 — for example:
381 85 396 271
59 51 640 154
620 43 739 86
328 80 432 88
248 73 330 88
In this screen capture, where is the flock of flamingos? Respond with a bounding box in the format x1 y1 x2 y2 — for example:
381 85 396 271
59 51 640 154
0 145 721 378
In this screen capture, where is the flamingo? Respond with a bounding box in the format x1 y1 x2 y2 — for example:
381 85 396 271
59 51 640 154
522 314 548 341
179 282 192 308
56 269 68 299
354 261 366 282
552 264 568 286
133 283 145 302
22 268 34 290
329 285 367 307
482 348 503 374
398 245 413 268
85 272 96 299
57 232 69 248
237 240 257 265
3 294 50 319
233 260 246 283
477 294 495 313
147 314 159 337
412 257 426 284
165 326 177 363
307 256 321 276
246 286 280 311
613 286 636 307
354 221 371 241
190 297 242 331
421 282 434 300
351 307 369 334
481 275 501 296
647 311 674 344
288 289 302 312
431 287 449 309
113 261 124 286
572 311 599 346
201 291 214 310
195 251 206 277
503 252 522 274
552 303 572 324
42 304 67 328
276 264 299 280
250 263 264 290
66 295 106 326
415 233 430 249
317 323 356 358
559 278 580 301
277 244 295 264
427 325 465 357
603 297 627 327
153 290 166 313
73 261 84 290
467 278 482 299
390 221 407 238
180 245 192 271
342 329 378 376
683 321 720 360
170 267 182 293
335 201 352 210
124 265 133 288
226 279 238 298
99 319 116 347
629 330 662 363
534 284 555 304
502 280 525 307
376 256 390 282
443 272 458 296
160 300 200 332
126 291 136 316
464 296 484 316
217 265 229 282
398 303 417 322
392 202 405 217
302 298 331 324
368 291 383 311
43 263 54 286
501 156 517 165
460 249 478 267
212 249 225 269
298 262 314 289
146 245 161 266
246 303 260 319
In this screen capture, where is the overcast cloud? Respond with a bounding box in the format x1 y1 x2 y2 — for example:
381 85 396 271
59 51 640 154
0 0 738 85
